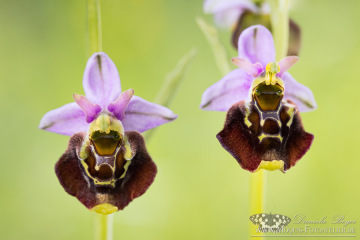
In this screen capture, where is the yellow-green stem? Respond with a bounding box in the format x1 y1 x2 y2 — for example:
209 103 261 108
249 170 266 239
95 214 113 240
86 0 102 57
86 1 112 240
268 0 289 60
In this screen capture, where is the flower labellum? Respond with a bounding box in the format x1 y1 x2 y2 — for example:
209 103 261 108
39 52 177 214
200 25 316 172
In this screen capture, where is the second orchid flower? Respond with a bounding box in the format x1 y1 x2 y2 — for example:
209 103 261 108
201 25 316 172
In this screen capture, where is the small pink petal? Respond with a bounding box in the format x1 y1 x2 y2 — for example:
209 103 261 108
108 89 134 121
278 56 299 77
232 57 263 77
73 94 102 123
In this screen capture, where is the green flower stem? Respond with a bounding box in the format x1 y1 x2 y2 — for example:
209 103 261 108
87 0 102 57
268 0 290 60
249 1 290 239
95 214 113 240
249 171 266 239
86 1 112 240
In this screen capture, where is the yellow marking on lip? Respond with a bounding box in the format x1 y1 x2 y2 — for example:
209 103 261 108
80 160 116 187
255 160 284 172
258 133 283 142
79 137 90 160
91 144 118 173
120 160 131 179
253 100 282 127
79 113 134 186
244 104 252 127
286 105 295 127
79 143 133 187
123 135 133 160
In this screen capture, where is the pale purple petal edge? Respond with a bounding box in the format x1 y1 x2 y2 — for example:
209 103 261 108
204 0 258 28
39 102 88 136
82 52 122 108
200 69 253 112
122 96 178 133
283 72 317 112
238 25 276 66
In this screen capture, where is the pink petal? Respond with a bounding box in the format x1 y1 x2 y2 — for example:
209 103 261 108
204 0 258 28
39 102 88 136
213 8 245 28
200 69 253 111
73 94 102 123
204 0 257 14
108 89 134 121
282 72 317 112
232 57 264 77
277 56 299 77
122 96 177 133
238 25 276 66
83 52 122 108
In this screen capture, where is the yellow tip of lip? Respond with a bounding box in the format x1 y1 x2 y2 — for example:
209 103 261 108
91 203 118 215
255 160 285 172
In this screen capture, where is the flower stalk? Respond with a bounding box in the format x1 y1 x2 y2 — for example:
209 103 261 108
249 171 266 238
95 213 113 240
87 0 102 56
268 0 290 60
249 1 290 239
86 1 112 240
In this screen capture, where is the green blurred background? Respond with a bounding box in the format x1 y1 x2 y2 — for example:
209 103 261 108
1 0 360 239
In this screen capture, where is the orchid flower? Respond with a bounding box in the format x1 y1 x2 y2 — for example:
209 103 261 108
39 52 177 214
200 25 316 172
204 0 301 55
